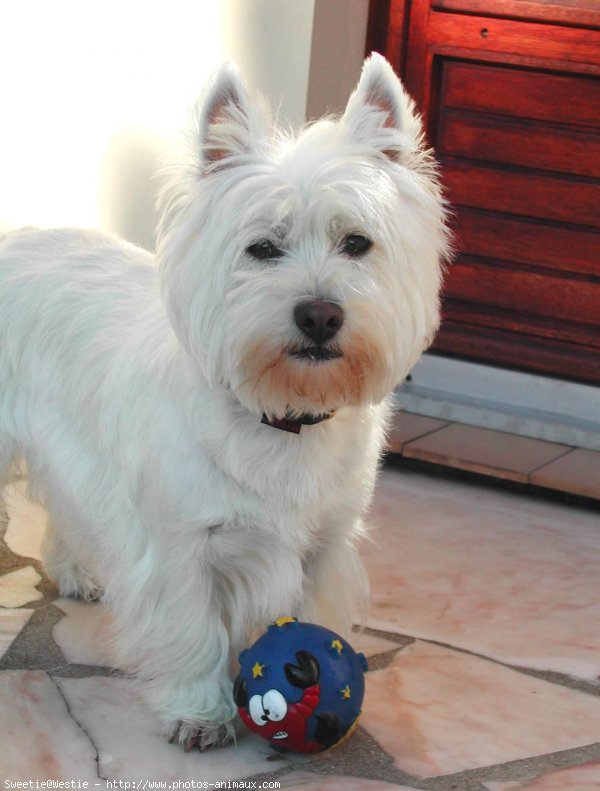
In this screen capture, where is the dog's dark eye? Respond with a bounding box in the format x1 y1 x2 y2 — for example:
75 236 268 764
246 240 283 261
341 234 372 257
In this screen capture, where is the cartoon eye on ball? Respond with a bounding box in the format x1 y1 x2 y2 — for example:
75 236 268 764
248 688 288 726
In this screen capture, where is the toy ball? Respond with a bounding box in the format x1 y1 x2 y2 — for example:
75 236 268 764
233 617 368 753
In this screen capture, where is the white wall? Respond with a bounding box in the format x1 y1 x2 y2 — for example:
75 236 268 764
223 0 316 131
223 0 369 127
0 0 225 248
0 0 368 250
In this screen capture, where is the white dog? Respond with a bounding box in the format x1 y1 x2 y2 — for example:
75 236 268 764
0 54 448 750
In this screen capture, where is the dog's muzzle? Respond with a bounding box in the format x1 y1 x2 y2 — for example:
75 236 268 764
290 346 343 362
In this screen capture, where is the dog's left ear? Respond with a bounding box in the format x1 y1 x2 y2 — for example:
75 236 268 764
196 62 268 171
342 53 422 161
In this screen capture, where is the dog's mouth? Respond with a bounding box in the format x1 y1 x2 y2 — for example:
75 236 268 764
290 346 343 363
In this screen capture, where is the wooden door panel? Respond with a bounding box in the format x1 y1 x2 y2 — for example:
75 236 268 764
443 300 600 348
440 112 600 178
435 321 600 383
443 161 600 227
443 61 600 128
446 260 600 325
455 211 600 277
427 11 600 69
369 0 600 384
433 0 600 27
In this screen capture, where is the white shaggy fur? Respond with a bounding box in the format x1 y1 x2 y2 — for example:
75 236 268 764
0 55 449 750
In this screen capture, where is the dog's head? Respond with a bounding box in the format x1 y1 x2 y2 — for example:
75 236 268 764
157 55 450 420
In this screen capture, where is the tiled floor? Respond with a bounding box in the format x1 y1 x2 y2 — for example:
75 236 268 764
388 411 600 501
2 467 600 790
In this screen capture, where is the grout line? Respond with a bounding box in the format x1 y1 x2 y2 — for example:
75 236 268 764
398 423 453 452
386 454 600 509
527 446 577 477
360 626 600 699
386 421 452 454
390 416 600 502
402 444 529 483
407 742 600 791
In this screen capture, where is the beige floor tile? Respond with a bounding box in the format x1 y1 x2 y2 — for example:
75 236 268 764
0 671 99 781
351 630 401 659
364 468 600 679
386 412 448 453
485 760 600 789
531 448 600 499
281 773 420 790
361 642 600 779
403 423 569 482
53 598 118 668
3 480 46 560
55 676 277 782
0 608 33 660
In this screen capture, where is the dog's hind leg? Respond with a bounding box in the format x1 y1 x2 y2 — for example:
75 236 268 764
41 518 103 601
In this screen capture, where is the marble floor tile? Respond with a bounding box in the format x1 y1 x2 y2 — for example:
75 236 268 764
363 468 600 680
55 675 279 782
54 598 118 667
3 480 46 560
531 448 600 500
0 670 98 781
0 608 33 659
3 465 600 787
351 631 400 659
484 760 600 789
361 641 600 779
280 771 421 790
402 424 568 483
386 412 448 453
0 565 43 607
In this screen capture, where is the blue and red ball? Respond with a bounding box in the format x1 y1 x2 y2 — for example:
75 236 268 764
234 617 367 753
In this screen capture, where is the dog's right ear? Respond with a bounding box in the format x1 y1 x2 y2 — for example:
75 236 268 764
342 53 423 163
196 62 268 171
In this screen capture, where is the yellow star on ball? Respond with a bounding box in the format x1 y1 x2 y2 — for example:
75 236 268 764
331 639 343 654
274 616 297 627
341 685 351 700
252 661 265 679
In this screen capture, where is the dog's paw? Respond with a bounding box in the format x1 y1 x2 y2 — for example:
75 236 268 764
57 564 103 602
167 719 236 752
76 584 104 603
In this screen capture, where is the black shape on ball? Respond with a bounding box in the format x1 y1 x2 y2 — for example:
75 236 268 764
233 674 248 707
284 650 320 688
315 712 343 747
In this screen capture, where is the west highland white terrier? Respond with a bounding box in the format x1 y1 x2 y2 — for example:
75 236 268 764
0 54 449 750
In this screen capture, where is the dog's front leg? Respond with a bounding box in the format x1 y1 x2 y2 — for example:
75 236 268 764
301 518 370 638
111 554 237 752
113 517 306 751
148 624 237 752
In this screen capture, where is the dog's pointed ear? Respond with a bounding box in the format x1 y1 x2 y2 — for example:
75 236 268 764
196 62 268 171
342 53 422 161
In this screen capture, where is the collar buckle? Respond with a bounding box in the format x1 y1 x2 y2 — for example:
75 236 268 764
261 412 335 434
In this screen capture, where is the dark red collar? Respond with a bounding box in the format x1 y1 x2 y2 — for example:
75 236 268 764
261 412 335 434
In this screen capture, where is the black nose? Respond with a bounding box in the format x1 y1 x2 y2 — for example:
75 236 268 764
294 300 344 345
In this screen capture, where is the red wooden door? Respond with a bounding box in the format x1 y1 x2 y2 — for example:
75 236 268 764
368 0 600 385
